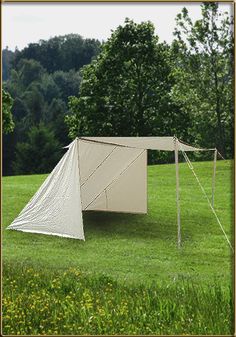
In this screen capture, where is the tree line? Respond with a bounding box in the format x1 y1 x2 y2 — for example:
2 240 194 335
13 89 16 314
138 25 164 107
3 3 233 176
3 34 101 175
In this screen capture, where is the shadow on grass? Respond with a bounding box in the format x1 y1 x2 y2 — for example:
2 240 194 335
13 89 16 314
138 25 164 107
83 210 193 242
4 209 224 249
82 208 227 245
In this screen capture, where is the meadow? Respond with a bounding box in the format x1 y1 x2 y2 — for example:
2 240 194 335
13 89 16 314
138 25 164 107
2 158 234 335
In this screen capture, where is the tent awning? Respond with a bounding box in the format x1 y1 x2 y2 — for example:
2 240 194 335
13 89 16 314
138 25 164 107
78 137 213 152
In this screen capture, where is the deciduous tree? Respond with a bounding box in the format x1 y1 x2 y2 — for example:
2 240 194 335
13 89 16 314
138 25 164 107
13 123 61 174
66 19 185 140
2 89 14 134
171 3 233 156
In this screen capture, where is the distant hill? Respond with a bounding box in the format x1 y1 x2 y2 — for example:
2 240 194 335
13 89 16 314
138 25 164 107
2 34 101 176
13 34 101 73
2 34 101 81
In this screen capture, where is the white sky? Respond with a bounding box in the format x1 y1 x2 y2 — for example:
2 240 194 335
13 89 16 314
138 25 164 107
2 2 233 51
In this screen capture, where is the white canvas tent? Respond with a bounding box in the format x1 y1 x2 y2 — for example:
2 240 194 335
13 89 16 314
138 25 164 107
7 137 214 244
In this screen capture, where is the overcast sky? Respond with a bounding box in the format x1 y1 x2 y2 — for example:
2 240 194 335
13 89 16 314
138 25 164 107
2 2 233 51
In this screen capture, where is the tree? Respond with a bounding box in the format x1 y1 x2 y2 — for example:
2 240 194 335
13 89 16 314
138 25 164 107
66 19 184 141
22 85 45 125
2 34 101 176
13 123 61 174
2 48 15 81
17 59 45 89
40 74 60 104
3 68 22 99
2 89 14 134
48 98 70 145
171 3 234 157
53 70 81 102
11 97 28 121
13 34 101 73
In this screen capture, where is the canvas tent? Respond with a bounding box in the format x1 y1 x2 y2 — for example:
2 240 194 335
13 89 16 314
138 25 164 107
7 137 214 244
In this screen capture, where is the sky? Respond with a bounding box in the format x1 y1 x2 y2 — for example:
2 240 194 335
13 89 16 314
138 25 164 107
2 2 233 51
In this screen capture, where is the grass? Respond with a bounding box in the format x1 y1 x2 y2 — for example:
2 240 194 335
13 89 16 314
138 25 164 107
2 159 234 335
3 265 232 335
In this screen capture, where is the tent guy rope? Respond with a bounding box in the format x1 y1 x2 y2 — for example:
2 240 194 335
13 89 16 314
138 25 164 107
178 141 233 252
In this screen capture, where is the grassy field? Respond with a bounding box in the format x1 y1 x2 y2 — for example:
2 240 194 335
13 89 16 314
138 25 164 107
2 159 234 335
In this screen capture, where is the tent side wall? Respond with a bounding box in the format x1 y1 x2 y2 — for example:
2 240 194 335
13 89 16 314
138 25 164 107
7 140 85 240
78 139 147 214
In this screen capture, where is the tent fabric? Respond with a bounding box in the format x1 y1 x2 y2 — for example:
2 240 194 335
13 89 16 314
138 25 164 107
7 136 211 240
78 139 147 212
80 136 209 152
100 149 147 213
83 144 147 213
7 139 85 240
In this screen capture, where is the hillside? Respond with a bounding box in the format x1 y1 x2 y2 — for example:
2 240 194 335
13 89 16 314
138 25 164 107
3 160 232 285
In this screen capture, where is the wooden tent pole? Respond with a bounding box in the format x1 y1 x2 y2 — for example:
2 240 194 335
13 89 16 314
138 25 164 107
174 137 181 248
212 148 217 208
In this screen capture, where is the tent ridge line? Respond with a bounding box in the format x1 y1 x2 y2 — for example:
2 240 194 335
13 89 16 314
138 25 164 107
80 145 118 187
84 149 146 211
80 137 213 152
80 137 144 150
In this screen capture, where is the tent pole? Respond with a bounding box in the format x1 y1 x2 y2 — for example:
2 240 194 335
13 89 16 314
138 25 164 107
174 137 181 248
212 148 217 208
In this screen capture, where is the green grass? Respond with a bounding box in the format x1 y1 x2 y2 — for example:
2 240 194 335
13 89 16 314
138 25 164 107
2 160 234 334
3 264 232 335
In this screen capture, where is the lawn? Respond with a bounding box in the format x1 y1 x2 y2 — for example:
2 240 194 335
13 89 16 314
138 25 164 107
2 159 234 335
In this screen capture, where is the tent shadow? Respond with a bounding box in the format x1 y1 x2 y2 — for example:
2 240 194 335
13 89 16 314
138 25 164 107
82 210 178 241
82 209 220 244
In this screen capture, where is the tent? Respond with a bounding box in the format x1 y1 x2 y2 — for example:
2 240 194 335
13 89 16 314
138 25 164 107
7 137 215 245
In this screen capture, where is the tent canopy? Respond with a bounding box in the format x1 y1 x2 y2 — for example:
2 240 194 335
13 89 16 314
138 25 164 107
7 136 213 241
67 136 211 152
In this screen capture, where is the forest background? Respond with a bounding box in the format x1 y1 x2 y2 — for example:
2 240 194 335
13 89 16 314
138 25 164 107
2 2 234 176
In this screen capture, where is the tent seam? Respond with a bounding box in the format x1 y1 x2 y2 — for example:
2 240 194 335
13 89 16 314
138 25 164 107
80 137 215 152
80 145 118 187
84 149 146 210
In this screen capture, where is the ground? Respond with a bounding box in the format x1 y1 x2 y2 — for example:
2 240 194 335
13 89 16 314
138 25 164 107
2 159 233 335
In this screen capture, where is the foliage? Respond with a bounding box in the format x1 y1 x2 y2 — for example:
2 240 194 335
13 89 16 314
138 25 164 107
66 19 189 144
2 5 234 174
171 3 234 157
12 123 61 174
2 89 14 134
2 36 90 175
2 47 15 81
13 34 101 73
3 264 233 335
16 58 46 88
52 70 81 102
